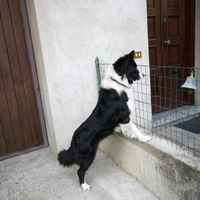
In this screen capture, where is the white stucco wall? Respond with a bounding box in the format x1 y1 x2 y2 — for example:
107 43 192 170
26 0 150 154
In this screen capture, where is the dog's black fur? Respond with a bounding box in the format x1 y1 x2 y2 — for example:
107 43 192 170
58 50 140 189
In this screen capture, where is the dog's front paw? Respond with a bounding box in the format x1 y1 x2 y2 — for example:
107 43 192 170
138 135 151 142
81 182 91 191
114 126 122 133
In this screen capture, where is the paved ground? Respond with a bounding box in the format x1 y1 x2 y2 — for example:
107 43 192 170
0 147 158 200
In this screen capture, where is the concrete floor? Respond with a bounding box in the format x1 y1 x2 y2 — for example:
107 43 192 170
0 147 158 200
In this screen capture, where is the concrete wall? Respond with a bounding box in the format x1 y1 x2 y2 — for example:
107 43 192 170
100 134 200 200
195 1 200 105
26 0 150 153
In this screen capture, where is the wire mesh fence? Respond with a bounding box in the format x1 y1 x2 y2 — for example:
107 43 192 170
95 58 200 156
148 65 200 157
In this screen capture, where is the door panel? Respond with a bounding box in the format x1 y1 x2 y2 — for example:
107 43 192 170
0 0 30 152
147 0 162 66
0 0 46 158
162 0 185 109
147 0 164 113
162 0 185 67
168 45 181 65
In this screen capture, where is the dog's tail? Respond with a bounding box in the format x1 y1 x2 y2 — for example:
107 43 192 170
58 147 74 167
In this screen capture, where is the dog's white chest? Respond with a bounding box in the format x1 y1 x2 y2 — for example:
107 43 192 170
125 89 134 113
101 66 135 114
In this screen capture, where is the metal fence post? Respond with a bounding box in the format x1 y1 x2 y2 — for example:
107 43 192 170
95 57 101 89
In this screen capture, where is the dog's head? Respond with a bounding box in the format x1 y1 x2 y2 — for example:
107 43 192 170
113 50 140 84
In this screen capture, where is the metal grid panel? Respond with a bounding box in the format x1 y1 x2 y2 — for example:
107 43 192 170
96 59 200 156
147 66 200 156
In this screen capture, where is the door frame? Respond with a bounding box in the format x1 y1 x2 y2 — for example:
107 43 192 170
0 0 48 161
184 0 195 104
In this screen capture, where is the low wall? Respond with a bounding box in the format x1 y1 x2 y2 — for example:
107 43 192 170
99 134 200 200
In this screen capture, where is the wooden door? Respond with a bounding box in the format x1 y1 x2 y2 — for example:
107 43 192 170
161 0 185 109
147 0 194 113
147 0 163 113
0 0 47 159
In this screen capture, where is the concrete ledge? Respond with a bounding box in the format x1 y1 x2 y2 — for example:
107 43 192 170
99 133 200 200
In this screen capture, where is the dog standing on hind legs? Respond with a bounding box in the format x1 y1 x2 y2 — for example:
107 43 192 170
58 50 151 191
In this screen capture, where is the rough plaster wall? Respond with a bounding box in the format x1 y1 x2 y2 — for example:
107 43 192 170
26 0 150 153
195 1 200 105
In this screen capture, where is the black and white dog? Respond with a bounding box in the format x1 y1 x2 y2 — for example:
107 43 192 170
58 50 150 191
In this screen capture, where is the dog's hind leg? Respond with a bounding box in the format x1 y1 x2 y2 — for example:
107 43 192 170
77 159 94 191
119 121 151 142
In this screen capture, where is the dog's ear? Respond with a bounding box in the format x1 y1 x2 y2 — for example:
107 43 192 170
129 50 135 58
